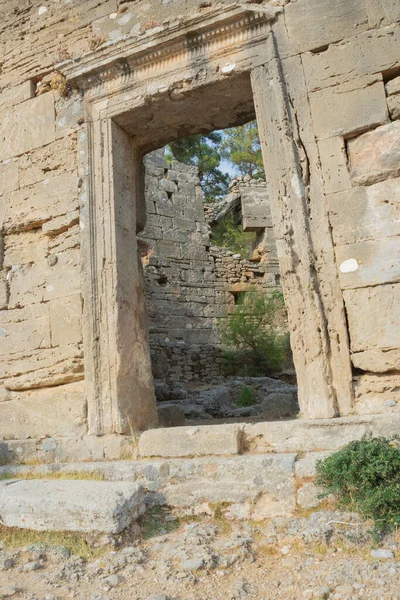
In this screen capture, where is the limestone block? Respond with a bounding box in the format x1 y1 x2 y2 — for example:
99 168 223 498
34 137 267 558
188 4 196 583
138 424 242 458
163 454 296 519
0 304 50 357
0 81 35 108
244 413 400 453
0 159 18 195
18 134 77 188
241 188 271 231
3 173 79 233
42 210 79 236
0 479 144 533
354 373 400 414
55 93 84 138
343 284 400 352
48 224 80 254
365 0 400 27
50 294 82 346
0 344 84 391
302 26 400 92
0 93 55 162
351 348 400 372
388 94 400 120
347 121 400 185
327 178 400 245
3 229 47 267
335 238 400 289
8 249 80 308
284 0 368 54
318 137 351 195
0 381 86 439
295 452 332 478
297 482 321 509
309 79 388 139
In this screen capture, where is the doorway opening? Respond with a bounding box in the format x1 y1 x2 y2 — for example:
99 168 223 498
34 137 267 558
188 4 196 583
136 107 298 427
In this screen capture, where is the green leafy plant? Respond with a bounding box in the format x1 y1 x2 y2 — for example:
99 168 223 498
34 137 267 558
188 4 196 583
211 214 256 257
236 385 257 407
218 290 290 376
316 434 400 538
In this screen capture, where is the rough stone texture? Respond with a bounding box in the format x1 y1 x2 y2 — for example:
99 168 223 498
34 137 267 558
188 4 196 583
353 373 400 414
297 482 320 510
0 0 399 446
138 424 242 458
0 479 145 533
347 121 400 185
343 284 400 353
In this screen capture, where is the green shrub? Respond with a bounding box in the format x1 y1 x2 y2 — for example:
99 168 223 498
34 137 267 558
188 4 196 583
236 385 257 407
218 290 290 376
211 215 256 258
316 434 400 537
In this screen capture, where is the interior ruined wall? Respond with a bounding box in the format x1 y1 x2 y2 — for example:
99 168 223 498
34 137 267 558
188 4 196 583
0 0 399 449
139 152 281 383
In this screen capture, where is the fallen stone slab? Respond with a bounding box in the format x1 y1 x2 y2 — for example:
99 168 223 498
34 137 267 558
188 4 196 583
138 423 242 458
0 479 145 533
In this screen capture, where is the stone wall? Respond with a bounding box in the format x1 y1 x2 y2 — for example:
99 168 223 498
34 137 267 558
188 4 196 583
139 152 282 383
0 0 399 447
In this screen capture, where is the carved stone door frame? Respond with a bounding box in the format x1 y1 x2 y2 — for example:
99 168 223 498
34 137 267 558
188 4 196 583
61 5 353 435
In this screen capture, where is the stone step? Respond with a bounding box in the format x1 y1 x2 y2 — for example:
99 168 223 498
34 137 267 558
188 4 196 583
0 479 145 533
0 452 325 521
138 413 400 458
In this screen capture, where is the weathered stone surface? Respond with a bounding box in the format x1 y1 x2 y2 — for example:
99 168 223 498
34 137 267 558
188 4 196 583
42 210 79 236
284 0 368 54
388 93 400 120
18 134 77 188
351 348 400 372
0 304 50 356
0 81 35 108
0 158 18 195
328 178 400 246
1 344 84 391
50 294 82 346
0 479 145 533
297 482 320 509
0 93 55 162
244 414 400 453
295 452 332 478
157 404 186 428
0 381 86 439
365 0 400 27
347 121 400 185
354 373 400 414
318 137 351 195
309 79 388 139
8 249 80 308
3 172 79 233
138 424 242 458
0 275 8 310
3 229 47 267
55 93 84 138
343 284 400 352
336 238 400 289
302 26 400 92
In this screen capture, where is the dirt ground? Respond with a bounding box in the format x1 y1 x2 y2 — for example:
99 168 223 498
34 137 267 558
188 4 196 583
0 509 399 600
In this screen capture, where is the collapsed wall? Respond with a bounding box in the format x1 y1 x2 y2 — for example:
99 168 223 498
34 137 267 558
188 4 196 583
139 152 282 383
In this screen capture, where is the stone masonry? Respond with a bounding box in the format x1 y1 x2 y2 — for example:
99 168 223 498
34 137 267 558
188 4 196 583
140 152 280 382
0 0 399 457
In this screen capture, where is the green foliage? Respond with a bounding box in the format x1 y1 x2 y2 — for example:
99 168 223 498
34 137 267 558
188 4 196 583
166 132 229 201
220 121 265 179
236 385 257 407
316 434 400 537
210 214 256 257
219 290 290 376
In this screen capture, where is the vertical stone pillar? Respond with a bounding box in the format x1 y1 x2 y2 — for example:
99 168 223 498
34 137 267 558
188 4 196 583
251 35 353 419
84 118 157 435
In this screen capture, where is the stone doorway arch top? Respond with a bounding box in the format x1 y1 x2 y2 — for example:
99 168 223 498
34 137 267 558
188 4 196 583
60 4 353 435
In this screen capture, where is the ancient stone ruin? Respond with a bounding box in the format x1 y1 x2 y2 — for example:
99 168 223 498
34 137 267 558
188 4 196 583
0 0 399 489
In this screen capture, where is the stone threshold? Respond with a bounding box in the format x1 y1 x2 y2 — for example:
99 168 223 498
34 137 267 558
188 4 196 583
0 412 399 465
